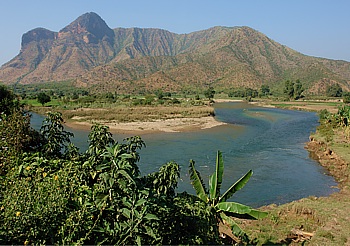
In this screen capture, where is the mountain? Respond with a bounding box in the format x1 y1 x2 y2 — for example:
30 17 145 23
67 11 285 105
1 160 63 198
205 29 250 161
1 12 349 94
0 12 115 84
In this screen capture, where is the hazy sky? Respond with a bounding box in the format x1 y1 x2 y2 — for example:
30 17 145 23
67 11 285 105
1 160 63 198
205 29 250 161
1 0 349 66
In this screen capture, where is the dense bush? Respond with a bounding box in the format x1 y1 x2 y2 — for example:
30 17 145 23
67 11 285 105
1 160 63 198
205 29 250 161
228 87 259 99
343 92 350 104
326 83 343 97
317 105 350 142
0 110 222 245
37 92 51 106
0 85 265 244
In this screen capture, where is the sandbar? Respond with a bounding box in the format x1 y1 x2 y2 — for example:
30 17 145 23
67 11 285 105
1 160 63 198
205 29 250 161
65 116 227 134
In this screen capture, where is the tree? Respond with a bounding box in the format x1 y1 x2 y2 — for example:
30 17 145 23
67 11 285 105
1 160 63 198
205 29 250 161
204 87 216 101
0 86 42 174
40 112 74 157
260 85 271 96
37 92 51 106
326 83 343 97
0 110 43 175
155 89 164 99
284 80 294 99
284 79 304 100
343 92 350 104
294 79 304 100
189 150 267 243
0 85 19 115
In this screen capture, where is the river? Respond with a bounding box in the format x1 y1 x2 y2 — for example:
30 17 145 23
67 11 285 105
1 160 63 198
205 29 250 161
30 102 338 207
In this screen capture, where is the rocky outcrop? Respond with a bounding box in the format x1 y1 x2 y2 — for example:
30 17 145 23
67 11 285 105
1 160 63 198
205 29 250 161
58 12 115 44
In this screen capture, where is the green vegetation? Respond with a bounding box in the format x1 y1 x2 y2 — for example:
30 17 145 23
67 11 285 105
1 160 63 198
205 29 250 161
326 83 343 97
226 85 273 102
189 151 267 243
0 85 267 244
283 79 304 100
1 77 349 244
317 105 350 142
204 86 216 101
342 91 350 103
12 83 217 124
1 85 16 113
228 87 259 100
37 92 51 106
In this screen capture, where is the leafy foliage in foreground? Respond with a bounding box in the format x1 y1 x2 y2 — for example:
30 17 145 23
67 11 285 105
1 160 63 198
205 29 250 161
189 151 268 243
0 85 265 244
0 113 220 244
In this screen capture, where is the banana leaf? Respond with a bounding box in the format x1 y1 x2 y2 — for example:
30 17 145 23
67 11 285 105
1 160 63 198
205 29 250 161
219 169 252 203
209 150 224 201
220 212 249 242
247 209 268 219
189 160 208 203
215 201 252 214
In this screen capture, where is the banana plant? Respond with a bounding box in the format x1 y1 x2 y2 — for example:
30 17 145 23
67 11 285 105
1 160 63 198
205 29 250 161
189 150 267 242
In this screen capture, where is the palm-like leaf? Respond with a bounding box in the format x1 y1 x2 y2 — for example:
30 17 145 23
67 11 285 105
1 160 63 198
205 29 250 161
189 151 267 241
215 201 252 214
209 150 224 202
247 209 268 219
220 213 249 242
219 170 252 203
189 160 208 203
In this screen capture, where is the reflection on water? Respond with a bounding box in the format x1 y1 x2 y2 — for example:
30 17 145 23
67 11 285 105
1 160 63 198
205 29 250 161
30 102 338 207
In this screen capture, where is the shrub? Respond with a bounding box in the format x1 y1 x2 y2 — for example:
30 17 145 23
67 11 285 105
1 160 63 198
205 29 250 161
343 92 350 103
0 108 262 245
37 92 51 106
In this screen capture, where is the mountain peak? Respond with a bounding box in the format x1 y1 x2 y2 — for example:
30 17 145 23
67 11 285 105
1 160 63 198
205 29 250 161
59 12 114 41
21 27 56 48
1 12 349 93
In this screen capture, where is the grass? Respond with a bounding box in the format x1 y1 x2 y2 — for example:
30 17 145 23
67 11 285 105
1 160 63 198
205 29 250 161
22 98 61 107
268 100 344 113
28 97 215 124
243 190 350 245
63 105 214 123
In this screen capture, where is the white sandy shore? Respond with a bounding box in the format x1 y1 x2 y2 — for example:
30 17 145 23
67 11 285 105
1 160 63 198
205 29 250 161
66 116 227 134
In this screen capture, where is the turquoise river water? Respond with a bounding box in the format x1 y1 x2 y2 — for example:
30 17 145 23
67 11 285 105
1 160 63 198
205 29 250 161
31 102 338 207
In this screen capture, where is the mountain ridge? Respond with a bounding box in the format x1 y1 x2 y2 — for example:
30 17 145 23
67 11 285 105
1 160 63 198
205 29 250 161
1 12 349 94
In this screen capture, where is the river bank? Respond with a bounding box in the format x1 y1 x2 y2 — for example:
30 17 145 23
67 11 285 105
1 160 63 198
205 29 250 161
250 98 342 113
240 128 350 245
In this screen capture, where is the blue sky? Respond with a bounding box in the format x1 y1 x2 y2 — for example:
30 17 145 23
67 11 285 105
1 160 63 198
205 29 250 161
1 0 349 66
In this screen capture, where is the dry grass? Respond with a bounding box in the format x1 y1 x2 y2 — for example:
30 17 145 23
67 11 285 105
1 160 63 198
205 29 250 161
253 99 343 113
33 105 214 123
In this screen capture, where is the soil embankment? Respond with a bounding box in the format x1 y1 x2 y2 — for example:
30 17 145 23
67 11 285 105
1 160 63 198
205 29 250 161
306 138 349 189
241 133 350 245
